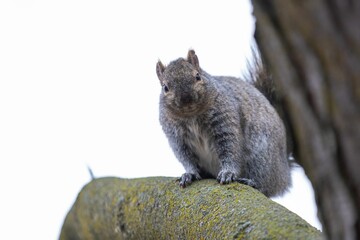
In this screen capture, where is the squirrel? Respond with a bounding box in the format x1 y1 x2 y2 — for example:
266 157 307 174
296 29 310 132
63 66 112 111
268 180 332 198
156 49 291 197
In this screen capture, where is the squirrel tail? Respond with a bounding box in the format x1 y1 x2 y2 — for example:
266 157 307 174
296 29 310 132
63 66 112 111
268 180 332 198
243 47 279 107
243 46 297 165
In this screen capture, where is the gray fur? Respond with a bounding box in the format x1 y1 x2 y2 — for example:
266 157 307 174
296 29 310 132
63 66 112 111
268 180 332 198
156 50 291 197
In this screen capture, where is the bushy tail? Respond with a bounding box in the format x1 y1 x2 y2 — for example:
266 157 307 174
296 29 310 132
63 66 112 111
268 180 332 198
243 47 297 165
243 47 279 108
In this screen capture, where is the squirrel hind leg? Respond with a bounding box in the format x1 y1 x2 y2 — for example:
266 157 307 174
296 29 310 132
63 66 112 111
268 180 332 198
236 178 258 189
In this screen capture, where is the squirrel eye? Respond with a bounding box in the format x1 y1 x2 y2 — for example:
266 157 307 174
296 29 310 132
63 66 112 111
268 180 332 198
195 73 201 81
163 84 169 93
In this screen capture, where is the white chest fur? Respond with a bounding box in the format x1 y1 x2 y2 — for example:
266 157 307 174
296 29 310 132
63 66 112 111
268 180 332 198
185 119 219 177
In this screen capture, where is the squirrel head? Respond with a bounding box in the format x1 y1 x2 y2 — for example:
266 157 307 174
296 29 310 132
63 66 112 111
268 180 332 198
156 50 214 118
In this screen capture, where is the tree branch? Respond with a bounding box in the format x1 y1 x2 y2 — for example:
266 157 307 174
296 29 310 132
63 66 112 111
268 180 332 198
60 177 321 240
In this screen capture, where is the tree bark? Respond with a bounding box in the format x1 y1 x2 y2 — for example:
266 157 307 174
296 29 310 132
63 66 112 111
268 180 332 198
60 177 321 240
251 1 360 239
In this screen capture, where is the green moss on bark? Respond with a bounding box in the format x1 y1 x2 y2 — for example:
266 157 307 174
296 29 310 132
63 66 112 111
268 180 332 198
60 177 322 240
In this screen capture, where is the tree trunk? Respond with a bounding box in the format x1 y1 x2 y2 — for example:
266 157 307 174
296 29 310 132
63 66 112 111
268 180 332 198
251 1 360 239
60 177 321 240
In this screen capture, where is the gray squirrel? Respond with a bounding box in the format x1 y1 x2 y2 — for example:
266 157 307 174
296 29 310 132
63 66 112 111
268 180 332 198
156 49 291 197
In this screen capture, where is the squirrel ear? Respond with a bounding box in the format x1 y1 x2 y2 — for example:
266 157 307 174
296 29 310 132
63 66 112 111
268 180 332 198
156 60 165 84
187 49 200 71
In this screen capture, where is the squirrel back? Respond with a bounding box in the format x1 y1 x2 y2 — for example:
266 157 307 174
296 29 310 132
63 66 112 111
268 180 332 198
156 50 291 197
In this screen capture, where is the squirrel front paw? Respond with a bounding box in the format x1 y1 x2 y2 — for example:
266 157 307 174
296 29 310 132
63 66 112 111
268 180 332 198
217 170 238 184
217 171 258 189
177 172 201 188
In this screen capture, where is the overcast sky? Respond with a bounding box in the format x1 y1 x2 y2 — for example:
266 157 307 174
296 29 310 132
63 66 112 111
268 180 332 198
0 1 321 239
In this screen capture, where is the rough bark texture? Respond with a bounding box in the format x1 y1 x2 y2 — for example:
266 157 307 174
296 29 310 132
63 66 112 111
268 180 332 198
252 1 360 239
60 177 321 240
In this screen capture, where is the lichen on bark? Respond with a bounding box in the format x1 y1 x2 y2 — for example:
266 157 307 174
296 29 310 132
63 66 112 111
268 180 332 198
60 177 321 240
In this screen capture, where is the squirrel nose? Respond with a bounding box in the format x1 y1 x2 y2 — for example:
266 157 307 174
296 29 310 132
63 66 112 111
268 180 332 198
179 93 193 105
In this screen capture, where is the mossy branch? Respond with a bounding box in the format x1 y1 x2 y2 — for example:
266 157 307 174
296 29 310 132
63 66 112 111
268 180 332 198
60 177 321 240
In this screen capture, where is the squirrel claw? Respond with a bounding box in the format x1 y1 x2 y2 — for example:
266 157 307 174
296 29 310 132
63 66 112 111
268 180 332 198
217 170 236 184
217 171 258 189
178 173 200 188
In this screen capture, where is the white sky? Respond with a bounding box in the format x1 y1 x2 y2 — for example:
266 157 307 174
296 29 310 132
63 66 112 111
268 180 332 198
0 1 321 239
